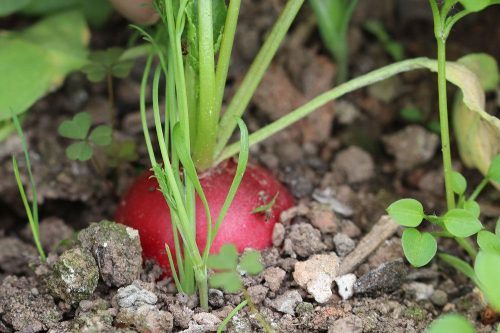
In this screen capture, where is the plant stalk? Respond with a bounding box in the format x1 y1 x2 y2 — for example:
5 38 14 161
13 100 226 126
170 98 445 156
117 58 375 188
436 37 455 210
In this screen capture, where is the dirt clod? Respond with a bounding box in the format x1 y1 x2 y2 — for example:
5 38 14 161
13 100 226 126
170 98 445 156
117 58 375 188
332 146 375 184
0 237 38 275
328 314 363 333
115 283 157 310
47 247 99 304
0 276 62 332
333 233 356 257
269 289 302 315
293 253 340 303
262 267 286 292
287 223 326 258
78 221 142 287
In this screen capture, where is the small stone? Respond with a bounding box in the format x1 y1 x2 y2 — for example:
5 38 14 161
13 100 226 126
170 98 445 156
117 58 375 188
295 302 315 315
272 223 285 247
404 282 434 301
293 253 340 303
168 303 194 329
193 312 221 327
47 247 99 304
430 290 448 307
335 274 357 300
308 202 339 233
78 220 142 287
208 289 225 308
263 267 286 292
332 146 375 183
339 220 361 238
287 223 326 257
270 290 302 315
333 233 356 257
354 259 408 296
247 285 269 305
382 125 439 170
116 283 157 310
328 315 363 333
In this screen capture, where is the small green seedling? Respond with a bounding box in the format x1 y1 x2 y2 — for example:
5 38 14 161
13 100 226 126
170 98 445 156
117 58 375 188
58 112 112 161
11 115 46 261
310 0 359 83
426 314 475 333
363 20 404 62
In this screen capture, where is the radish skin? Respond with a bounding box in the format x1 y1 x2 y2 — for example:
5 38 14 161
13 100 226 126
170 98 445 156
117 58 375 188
115 160 295 273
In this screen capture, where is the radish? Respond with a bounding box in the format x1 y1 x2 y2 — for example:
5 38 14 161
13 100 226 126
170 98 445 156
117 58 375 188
116 159 294 274
109 0 158 25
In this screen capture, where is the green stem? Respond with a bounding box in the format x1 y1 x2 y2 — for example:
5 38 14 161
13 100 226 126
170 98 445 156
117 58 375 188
215 0 304 157
192 0 217 170
217 300 248 333
195 268 209 310
119 44 152 62
436 35 455 210
217 58 432 162
456 237 477 259
214 0 241 114
469 177 489 201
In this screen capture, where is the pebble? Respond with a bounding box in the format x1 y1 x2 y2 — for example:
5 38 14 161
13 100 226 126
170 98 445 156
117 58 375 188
247 285 269 305
263 267 286 292
382 125 439 170
404 282 434 301
293 253 340 303
47 247 99 304
116 305 174 333
430 290 448 307
308 202 339 233
335 274 357 300
333 233 356 257
287 223 326 258
78 221 142 287
208 289 225 308
354 259 408 295
270 290 303 315
272 223 285 247
332 146 375 183
116 283 157 310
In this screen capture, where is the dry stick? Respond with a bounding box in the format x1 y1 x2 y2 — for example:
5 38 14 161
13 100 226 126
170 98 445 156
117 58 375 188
339 215 400 275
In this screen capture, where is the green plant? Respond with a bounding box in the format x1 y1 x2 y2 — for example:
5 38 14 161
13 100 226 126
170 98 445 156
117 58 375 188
388 1 500 325
363 20 404 62
11 115 46 261
310 0 359 83
58 112 112 161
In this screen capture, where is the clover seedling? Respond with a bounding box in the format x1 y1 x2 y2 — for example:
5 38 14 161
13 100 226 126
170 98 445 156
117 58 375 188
58 112 112 161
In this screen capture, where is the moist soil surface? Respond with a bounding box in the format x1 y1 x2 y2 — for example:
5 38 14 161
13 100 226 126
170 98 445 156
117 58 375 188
1 1 499 332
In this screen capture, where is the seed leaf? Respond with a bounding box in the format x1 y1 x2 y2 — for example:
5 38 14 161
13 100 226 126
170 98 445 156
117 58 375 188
426 314 475 333
439 253 477 283
444 209 483 237
475 251 500 311
66 141 92 161
451 171 467 195
252 193 279 214
458 0 491 12
58 112 91 140
463 200 480 218
209 271 242 293
207 244 238 271
402 228 437 267
487 155 500 182
477 230 500 255
88 125 112 146
239 251 263 275
387 199 424 227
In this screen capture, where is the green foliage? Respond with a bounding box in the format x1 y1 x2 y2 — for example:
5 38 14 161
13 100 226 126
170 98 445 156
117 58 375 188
458 54 499 92
474 251 500 311
477 231 500 254
208 244 263 293
11 115 46 261
81 48 134 82
487 155 500 182
0 11 89 121
387 198 424 227
363 20 404 61
402 228 437 267
58 112 112 161
426 314 475 333
439 253 477 283
104 139 138 167
0 0 31 16
252 193 279 214
399 107 425 123
443 209 483 237
310 0 359 83
451 171 467 195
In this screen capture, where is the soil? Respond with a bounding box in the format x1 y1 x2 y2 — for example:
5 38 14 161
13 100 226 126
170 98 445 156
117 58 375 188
1 1 500 332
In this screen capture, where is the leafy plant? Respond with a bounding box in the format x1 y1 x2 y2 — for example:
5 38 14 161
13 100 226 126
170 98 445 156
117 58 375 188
11 115 46 261
310 0 359 83
388 1 500 324
58 112 112 161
